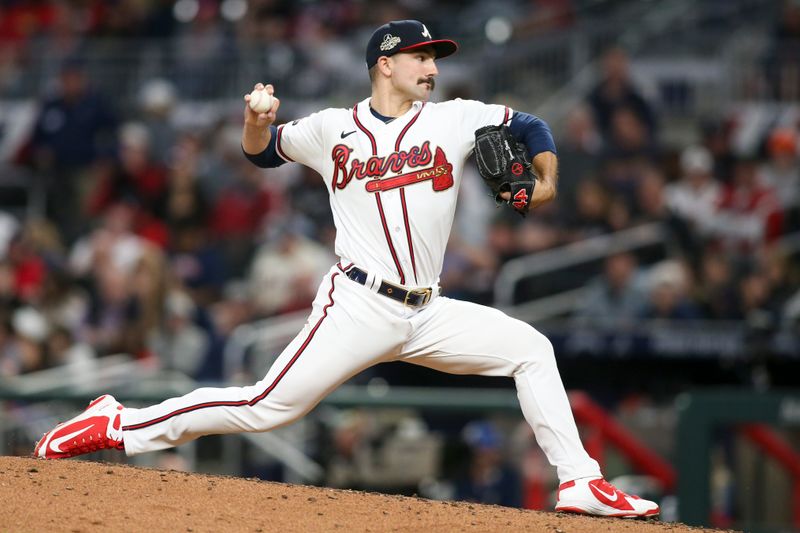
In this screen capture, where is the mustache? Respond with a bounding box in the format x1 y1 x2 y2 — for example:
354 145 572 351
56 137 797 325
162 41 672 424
418 77 436 90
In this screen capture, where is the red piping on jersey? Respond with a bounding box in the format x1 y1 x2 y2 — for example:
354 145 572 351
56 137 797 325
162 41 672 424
353 102 406 284
122 273 340 432
352 104 377 155
502 106 510 125
275 124 294 162
394 103 425 285
399 189 417 283
374 192 406 285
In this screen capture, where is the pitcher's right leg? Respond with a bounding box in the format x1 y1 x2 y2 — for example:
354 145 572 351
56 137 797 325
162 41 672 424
36 269 406 458
121 270 407 455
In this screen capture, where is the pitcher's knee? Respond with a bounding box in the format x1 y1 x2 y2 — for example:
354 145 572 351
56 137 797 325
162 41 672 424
245 404 302 432
512 327 557 373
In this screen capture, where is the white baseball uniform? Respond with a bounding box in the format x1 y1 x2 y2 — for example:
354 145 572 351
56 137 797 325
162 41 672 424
120 97 601 483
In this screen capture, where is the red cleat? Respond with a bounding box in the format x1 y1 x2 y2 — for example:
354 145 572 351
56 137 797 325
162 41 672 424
555 477 660 518
34 395 125 459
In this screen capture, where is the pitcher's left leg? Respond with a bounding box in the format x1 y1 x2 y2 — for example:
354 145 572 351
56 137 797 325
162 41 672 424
401 297 659 517
401 296 600 482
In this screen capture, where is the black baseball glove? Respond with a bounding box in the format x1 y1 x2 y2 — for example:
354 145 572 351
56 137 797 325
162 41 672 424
474 125 536 216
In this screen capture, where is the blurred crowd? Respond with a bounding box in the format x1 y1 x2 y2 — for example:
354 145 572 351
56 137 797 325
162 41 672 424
0 0 577 100
0 0 798 388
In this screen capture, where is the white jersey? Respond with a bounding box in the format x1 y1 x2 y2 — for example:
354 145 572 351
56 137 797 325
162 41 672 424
274 97 512 287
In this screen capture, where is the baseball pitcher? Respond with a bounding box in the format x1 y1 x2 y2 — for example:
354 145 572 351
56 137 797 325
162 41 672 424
35 20 658 518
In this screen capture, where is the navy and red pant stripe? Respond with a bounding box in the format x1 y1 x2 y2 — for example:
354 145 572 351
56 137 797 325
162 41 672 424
123 272 340 432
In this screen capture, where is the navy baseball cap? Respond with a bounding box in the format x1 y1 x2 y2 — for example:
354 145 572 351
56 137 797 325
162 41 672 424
365 20 458 69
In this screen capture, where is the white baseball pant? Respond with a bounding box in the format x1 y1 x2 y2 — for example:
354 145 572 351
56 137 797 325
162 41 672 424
121 265 601 482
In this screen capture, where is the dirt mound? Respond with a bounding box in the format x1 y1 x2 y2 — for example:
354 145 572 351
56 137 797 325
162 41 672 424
0 456 734 532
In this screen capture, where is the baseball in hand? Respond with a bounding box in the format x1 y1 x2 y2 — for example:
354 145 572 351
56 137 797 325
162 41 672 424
248 89 274 114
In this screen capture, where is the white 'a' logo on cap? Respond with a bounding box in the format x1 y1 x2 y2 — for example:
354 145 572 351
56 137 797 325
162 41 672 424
421 24 432 39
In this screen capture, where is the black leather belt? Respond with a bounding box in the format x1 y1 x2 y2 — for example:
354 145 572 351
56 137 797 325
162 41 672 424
345 266 433 307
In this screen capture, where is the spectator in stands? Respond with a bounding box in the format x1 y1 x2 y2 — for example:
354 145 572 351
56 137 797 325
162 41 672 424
287 166 335 246
45 324 96 383
694 250 740 320
573 251 647 327
168 223 227 307
702 119 737 184
39 266 89 336
454 420 522 507
18 218 65 274
606 194 634 233
148 290 210 378
126 246 169 357
587 46 657 142
556 106 603 210
739 268 783 330
634 165 668 224
485 214 524 265
137 79 179 166
81 265 136 357
248 222 335 317
172 0 232 99
440 233 498 304
7 306 48 374
89 123 168 218
639 260 700 321
5 231 46 304
24 57 118 241
760 127 800 227
516 207 563 254
665 145 721 254
562 178 613 241
69 202 148 280
0 260 19 313
707 156 784 256
757 247 798 321
325 410 371 489
69 202 157 356
604 107 657 162
600 109 658 213
764 0 800 101
156 134 211 232
210 160 279 276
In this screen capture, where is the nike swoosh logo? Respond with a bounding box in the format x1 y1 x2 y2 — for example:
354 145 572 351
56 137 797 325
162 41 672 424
340 130 356 139
589 483 619 502
50 424 94 453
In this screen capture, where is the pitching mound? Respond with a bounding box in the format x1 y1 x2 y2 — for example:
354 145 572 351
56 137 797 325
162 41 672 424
0 456 733 532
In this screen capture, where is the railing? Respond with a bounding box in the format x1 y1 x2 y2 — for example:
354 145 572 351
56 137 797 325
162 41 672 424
492 222 667 308
676 390 800 528
740 424 800 530
570 391 676 491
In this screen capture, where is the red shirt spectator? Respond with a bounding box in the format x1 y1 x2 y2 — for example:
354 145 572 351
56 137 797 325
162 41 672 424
710 158 784 254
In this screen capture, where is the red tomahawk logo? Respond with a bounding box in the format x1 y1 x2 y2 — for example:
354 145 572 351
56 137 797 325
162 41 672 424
365 147 453 193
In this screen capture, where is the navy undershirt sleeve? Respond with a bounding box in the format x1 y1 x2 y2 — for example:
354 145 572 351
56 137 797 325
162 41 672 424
242 125 285 168
508 112 557 157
